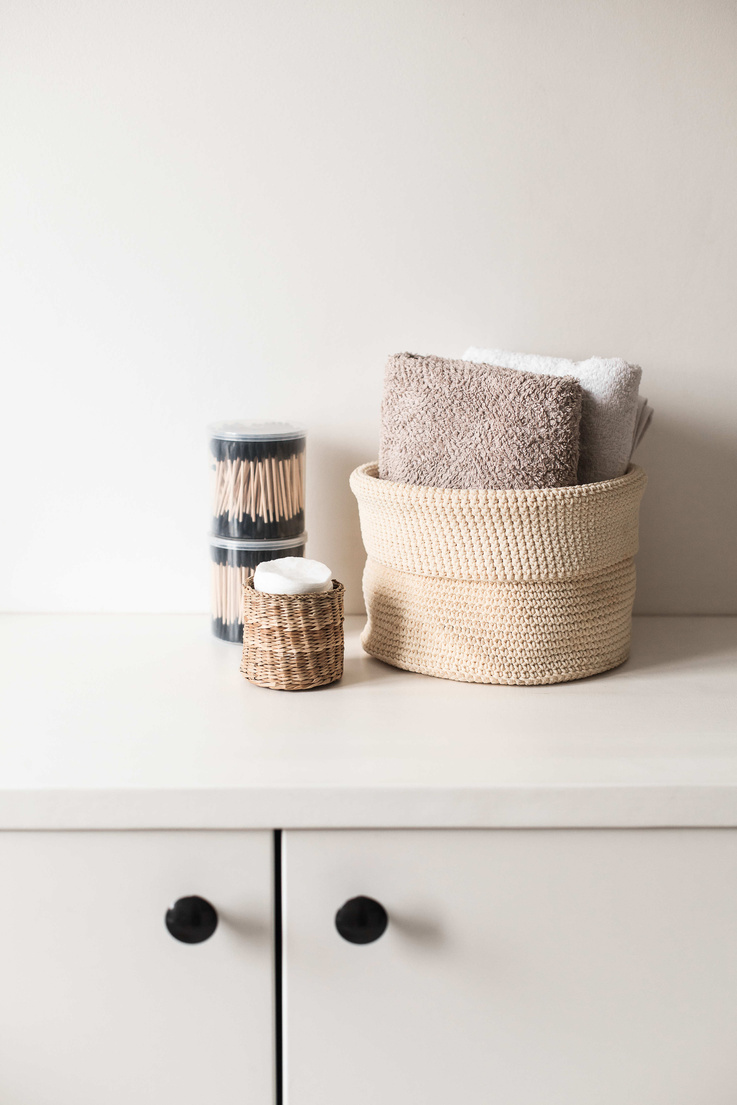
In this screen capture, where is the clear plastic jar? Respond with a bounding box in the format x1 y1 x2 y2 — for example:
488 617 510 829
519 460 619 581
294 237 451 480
210 533 307 642
210 421 306 540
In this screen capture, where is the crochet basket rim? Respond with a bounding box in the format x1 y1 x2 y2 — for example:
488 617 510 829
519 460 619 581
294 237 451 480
350 461 645 503
350 460 646 585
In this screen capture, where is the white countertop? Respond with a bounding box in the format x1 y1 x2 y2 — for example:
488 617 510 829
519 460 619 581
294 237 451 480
0 614 735 830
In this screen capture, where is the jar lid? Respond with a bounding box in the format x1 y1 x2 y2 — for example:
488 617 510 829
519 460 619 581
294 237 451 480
209 420 306 442
209 532 307 551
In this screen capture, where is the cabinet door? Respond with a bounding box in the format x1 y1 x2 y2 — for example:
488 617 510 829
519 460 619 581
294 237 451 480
0 831 274 1105
283 829 737 1105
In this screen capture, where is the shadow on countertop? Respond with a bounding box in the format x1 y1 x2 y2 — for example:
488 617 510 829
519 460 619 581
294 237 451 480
617 615 737 676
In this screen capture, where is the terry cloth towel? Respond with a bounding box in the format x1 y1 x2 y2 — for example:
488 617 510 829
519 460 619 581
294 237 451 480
463 348 646 484
379 352 582 490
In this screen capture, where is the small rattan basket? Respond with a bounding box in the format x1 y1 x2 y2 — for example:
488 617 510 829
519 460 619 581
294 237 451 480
240 577 345 690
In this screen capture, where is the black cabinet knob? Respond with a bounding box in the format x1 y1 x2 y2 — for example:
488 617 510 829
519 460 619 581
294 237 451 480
335 896 388 944
165 896 218 944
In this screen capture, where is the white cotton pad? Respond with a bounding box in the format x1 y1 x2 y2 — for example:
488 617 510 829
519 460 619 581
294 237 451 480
253 557 333 595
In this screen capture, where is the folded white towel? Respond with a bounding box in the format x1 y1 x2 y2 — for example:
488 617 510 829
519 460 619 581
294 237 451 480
463 348 649 483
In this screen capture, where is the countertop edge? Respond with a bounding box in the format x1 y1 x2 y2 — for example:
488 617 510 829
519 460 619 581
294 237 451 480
4 785 737 831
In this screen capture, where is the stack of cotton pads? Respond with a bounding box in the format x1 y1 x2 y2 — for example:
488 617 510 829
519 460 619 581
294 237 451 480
253 557 333 595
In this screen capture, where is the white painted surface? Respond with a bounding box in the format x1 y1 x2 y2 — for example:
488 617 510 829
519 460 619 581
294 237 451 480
0 831 274 1105
1 0 736 617
284 828 737 1105
1 613 736 828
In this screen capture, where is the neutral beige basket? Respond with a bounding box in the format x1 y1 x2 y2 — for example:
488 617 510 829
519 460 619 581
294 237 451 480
350 462 647 686
240 577 345 690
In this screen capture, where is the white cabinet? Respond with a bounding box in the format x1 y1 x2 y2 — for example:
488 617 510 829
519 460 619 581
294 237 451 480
283 828 737 1105
4 826 737 1105
2 618 737 1104
0 831 274 1105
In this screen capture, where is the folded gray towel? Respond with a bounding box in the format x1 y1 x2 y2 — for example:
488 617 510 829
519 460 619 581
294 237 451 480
463 348 645 484
379 352 582 490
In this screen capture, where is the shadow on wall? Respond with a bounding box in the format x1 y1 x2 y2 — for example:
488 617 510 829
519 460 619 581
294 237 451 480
623 615 737 675
634 414 737 615
307 438 370 616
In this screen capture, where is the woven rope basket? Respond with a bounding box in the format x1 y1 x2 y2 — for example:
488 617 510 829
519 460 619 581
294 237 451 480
350 463 647 686
240 578 345 690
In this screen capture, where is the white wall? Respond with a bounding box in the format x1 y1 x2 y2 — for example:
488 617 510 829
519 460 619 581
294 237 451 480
1 0 735 616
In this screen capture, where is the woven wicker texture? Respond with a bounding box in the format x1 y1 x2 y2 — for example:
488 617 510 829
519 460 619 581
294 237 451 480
350 462 646 582
351 462 647 686
240 578 345 691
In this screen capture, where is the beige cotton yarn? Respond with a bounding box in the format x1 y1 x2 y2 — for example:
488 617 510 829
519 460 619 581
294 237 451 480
350 463 647 686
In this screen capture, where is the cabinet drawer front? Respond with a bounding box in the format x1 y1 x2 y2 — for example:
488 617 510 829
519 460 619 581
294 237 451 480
0 831 274 1105
284 829 737 1105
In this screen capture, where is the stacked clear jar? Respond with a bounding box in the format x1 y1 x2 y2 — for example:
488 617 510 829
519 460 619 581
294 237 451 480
210 421 306 540
209 422 307 642
210 534 307 642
